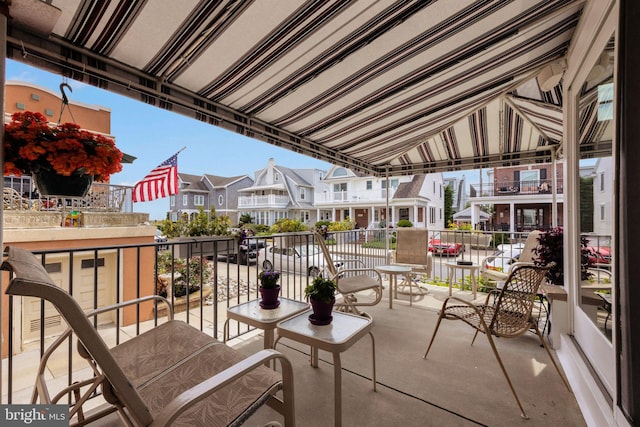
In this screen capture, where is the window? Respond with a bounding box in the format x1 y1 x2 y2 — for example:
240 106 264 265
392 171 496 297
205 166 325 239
366 180 372 190
381 179 399 189
302 211 310 223
170 195 176 207
300 188 306 200
600 204 606 221
429 207 436 224
31 93 40 101
182 195 188 206
170 212 178 221
81 258 105 269
433 181 436 193
274 173 280 181
399 208 409 220
194 195 205 206
44 109 54 117
218 195 224 206
600 172 605 192
334 183 347 192
16 102 25 110
333 167 348 177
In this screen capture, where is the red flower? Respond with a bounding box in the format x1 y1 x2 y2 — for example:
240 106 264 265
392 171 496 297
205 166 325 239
3 111 123 182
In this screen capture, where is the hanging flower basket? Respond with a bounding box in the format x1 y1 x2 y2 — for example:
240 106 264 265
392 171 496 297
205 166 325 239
3 111 123 197
32 169 94 197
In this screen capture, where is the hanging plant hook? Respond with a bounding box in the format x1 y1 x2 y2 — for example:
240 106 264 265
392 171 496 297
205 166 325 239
58 82 76 124
59 82 72 105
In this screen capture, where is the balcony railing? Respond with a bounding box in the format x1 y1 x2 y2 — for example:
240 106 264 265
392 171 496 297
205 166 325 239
314 187 397 203
238 194 290 208
2 182 134 212
470 179 564 197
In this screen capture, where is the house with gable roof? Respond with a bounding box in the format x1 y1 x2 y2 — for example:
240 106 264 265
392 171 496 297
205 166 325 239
315 165 445 229
169 173 253 224
237 158 328 226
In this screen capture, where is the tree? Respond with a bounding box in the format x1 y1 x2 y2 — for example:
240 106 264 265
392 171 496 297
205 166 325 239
444 185 454 226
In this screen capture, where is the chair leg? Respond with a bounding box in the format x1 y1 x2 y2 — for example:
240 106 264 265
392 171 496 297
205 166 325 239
531 324 571 392
424 310 445 358
483 332 529 419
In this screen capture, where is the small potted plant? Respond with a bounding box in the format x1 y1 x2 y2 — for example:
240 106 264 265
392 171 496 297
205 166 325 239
304 276 337 325
258 269 281 309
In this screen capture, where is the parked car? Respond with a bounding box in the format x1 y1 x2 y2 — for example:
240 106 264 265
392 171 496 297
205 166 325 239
585 246 611 266
428 233 465 256
259 244 342 277
484 244 525 271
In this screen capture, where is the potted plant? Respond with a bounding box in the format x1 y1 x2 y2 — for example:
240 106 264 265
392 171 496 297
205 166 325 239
3 111 123 197
258 269 281 309
304 276 337 325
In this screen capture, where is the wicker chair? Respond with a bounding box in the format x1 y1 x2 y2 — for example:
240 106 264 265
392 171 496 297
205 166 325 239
424 264 570 419
314 231 383 317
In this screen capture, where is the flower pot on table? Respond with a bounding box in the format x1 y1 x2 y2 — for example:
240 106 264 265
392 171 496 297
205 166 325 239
309 297 335 325
259 285 281 309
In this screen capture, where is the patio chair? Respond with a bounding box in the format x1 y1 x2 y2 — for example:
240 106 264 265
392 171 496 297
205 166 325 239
314 231 383 317
424 264 570 419
1 246 295 427
479 230 542 284
390 227 432 305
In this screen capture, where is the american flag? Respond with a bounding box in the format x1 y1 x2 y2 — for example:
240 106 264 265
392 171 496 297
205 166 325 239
133 153 178 202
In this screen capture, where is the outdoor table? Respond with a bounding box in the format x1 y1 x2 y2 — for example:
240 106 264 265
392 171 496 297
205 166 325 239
224 297 310 349
275 310 376 427
375 264 412 309
445 262 479 299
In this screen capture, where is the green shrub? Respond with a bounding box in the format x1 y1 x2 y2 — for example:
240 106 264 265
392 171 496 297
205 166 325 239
396 219 413 227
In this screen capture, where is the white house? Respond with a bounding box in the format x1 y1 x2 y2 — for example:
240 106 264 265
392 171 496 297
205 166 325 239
314 166 445 229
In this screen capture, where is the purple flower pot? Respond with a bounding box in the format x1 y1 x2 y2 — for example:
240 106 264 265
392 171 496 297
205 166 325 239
259 285 281 309
309 297 335 325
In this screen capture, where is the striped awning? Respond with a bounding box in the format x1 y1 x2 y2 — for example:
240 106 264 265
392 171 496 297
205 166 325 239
5 0 596 176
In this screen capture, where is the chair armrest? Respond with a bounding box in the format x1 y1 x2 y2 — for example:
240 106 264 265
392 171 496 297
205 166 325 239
336 258 367 267
85 295 174 321
479 255 519 272
330 267 382 282
151 349 294 426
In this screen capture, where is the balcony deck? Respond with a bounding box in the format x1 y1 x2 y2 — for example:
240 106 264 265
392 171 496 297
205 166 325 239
6 283 585 426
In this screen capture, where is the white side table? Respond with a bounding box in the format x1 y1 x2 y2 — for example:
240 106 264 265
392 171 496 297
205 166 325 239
375 264 412 308
445 262 479 299
224 297 309 348
275 310 376 427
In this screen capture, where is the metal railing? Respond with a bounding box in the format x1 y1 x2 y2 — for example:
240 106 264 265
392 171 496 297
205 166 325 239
470 179 564 197
2 182 134 212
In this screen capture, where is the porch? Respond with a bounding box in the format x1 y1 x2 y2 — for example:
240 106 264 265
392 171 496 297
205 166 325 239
1 232 585 426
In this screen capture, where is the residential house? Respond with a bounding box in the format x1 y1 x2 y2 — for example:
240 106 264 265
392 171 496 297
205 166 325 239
468 162 565 232
315 166 445 230
169 173 253 224
237 158 328 226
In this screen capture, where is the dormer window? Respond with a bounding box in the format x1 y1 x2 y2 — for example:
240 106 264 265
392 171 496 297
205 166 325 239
275 173 280 181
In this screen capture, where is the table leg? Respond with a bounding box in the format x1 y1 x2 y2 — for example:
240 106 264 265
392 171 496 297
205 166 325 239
471 271 477 299
369 332 377 391
223 319 230 343
264 329 274 349
333 352 342 427
388 274 394 309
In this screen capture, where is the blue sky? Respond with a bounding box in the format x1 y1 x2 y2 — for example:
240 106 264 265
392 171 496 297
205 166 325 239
5 59 334 220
